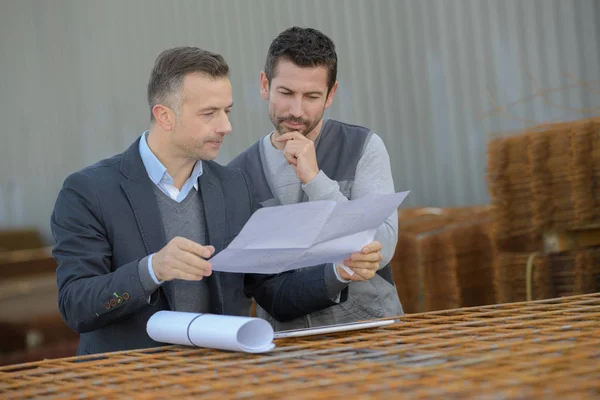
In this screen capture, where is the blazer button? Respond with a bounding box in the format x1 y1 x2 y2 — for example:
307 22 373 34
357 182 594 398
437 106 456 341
122 292 130 301
104 302 111 310
116 296 124 304
109 299 117 307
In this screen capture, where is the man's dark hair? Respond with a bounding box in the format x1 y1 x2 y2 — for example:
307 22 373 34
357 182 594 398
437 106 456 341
147 46 229 121
264 27 337 93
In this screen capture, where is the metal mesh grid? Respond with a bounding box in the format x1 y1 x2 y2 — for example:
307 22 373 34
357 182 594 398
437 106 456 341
495 247 600 304
391 206 494 313
487 117 600 253
1 293 599 399
420 217 496 311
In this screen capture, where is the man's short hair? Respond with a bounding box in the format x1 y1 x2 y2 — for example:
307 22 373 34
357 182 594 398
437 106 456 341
264 27 337 94
147 47 229 121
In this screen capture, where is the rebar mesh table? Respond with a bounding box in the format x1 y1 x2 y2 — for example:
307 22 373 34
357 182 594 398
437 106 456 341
1 293 599 399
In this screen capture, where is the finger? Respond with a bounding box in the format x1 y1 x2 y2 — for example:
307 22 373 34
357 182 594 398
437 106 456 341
347 268 375 281
175 237 215 258
174 270 205 281
159 258 206 281
174 249 212 269
283 141 303 155
344 260 379 270
173 252 213 276
282 149 298 165
284 139 314 154
362 241 382 253
350 251 383 263
275 131 305 142
205 245 215 255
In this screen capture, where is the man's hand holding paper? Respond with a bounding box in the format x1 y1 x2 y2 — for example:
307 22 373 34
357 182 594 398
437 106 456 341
152 237 214 282
336 241 383 281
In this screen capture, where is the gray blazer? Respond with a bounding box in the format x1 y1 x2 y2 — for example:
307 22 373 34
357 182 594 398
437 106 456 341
51 139 343 355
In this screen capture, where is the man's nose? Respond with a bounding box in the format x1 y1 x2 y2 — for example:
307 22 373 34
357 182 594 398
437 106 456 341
288 97 303 118
216 112 232 135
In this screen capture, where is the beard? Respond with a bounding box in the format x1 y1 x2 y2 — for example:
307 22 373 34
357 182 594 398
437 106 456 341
270 111 324 137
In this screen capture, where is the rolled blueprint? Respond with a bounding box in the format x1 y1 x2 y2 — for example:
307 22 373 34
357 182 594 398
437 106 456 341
147 311 275 353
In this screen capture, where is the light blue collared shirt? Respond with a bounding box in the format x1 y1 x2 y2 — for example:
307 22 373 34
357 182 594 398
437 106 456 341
139 131 204 284
139 131 203 202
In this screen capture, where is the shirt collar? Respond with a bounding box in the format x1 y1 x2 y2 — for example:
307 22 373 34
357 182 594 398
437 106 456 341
138 131 203 189
188 158 203 190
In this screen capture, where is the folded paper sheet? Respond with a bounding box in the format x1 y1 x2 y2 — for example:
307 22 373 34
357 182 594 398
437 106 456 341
210 191 410 274
147 311 275 353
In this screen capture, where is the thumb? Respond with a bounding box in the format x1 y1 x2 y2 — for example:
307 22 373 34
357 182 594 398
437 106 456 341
205 245 216 256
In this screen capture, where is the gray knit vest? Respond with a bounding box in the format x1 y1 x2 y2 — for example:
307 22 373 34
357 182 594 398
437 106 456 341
231 119 370 207
152 184 210 313
229 119 394 286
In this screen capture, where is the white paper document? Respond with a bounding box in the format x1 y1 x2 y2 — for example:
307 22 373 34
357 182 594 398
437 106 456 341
210 191 410 274
147 311 275 353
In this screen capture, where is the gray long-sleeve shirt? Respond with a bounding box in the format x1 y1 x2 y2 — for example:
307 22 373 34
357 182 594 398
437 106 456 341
261 131 399 268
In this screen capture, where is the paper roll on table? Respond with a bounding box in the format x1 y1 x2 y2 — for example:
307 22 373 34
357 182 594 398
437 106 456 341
147 311 275 353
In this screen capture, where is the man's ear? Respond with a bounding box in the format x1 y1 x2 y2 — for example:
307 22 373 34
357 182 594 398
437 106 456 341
152 104 176 131
325 81 339 109
260 71 270 100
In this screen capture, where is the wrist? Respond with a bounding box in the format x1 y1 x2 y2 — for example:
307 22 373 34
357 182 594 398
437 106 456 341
334 264 353 282
300 169 319 184
152 259 163 282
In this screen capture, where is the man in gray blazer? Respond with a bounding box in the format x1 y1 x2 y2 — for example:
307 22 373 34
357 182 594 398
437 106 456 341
51 46 385 355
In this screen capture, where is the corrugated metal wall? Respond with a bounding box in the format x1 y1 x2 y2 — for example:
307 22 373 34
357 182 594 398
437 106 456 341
1 0 599 240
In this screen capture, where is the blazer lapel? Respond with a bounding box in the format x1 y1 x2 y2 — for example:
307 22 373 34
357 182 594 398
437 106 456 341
198 163 227 313
121 180 166 256
119 139 174 307
198 163 227 252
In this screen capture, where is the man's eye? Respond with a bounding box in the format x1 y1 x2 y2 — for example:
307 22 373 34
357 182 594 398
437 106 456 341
280 92 292 96
202 112 214 117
